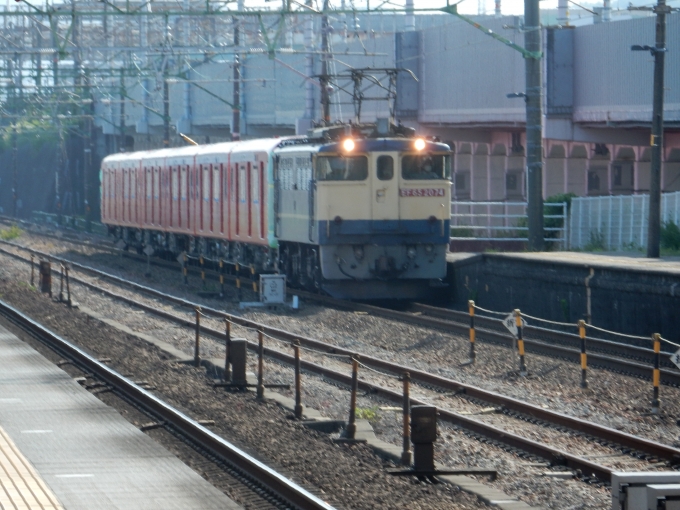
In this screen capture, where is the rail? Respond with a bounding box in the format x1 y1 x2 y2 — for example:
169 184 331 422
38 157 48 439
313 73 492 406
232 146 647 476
4 243 680 483
0 299 335 510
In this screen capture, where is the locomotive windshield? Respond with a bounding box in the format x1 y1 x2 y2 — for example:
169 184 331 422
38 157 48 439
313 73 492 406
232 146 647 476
316 155 368 181
401 154 451 180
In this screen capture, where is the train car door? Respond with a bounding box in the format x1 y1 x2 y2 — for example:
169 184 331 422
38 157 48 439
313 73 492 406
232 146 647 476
153 166 160 226
144 165 151 227
202 163 210 234
171 164 179 230
370 153 399 226
180 164 187 231
130 165 138 225
212 163 220 235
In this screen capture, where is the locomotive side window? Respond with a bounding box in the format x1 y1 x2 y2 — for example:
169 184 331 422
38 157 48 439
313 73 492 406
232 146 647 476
401 154 450 180
377 156 394 180
316 155 368 181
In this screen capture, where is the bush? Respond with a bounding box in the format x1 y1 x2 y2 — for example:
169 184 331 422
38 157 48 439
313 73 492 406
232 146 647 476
584 230 606 251
661 221 680 251
0 225 22 240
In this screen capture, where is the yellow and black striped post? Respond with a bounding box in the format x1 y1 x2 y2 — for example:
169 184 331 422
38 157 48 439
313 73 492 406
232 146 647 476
515 309 527 376
183 253 188 285
652 333 661 414
251 265 257 293
219 259 225 298
235 262 242 301
200 255 206 288
468 300 476 362
579 320 588 388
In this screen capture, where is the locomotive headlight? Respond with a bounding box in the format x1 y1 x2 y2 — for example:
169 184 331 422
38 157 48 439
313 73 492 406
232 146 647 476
414 138 426 151
342 138 355 152
406 245 417 259
424 244 434 254
353 245 364 261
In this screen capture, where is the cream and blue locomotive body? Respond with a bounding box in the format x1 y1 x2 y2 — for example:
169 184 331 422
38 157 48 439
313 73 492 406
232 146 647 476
101 125 451 299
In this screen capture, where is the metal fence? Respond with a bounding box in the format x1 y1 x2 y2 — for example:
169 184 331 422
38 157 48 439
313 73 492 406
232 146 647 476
569 192 680 250
450 201 568 246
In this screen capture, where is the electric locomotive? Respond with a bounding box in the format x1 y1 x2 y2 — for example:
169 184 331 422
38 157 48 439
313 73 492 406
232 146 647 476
101 121 451 299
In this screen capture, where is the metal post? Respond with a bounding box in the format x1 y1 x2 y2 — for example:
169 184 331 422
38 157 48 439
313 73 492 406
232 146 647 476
219 258 225 298
251 264 257 293
30 255 35 287
468 300 476 362
194 308 201 367
515 309 527 376
645 0 669 258
579 320 588 388
200 255 205 288
346 356 359 439
65 266 71 307
59 264 65 302
224 319 231 382
652 333 661 413
257 329 265 399
524 0 544 251
401 372 412 466
183 253 188 284
294 340 303 419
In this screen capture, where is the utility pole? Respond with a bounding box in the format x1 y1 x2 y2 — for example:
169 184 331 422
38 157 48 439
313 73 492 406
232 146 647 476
631 0 669 258
231 0 243 141
524 0 544 251
320 0 330 124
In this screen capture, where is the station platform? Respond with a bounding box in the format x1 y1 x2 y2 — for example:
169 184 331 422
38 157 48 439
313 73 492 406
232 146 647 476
447 250 680 275
445 250 680 341
0 323 242 510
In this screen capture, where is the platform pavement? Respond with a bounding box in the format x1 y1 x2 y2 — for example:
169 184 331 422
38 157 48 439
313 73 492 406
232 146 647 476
447 250 680 275
0 323 242 510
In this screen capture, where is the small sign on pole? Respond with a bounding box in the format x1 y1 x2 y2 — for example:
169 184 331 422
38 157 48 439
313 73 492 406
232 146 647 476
670 349 680 370
503 313 527 338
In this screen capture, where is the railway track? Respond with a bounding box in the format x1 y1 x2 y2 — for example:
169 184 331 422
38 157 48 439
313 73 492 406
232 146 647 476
5 218 674 378
0 297 335 510
2 241 679 485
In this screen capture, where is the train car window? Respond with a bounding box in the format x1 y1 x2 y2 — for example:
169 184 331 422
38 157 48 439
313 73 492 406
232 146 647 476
316 155 368 181
401 154 450 180
377 156 394 180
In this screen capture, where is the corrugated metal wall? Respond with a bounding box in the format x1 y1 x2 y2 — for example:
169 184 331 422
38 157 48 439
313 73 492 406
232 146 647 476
573 13 680 123
418 15 526 125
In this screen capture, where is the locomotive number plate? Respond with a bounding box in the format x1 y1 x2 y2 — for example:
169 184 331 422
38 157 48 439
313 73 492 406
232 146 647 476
399 188 445 197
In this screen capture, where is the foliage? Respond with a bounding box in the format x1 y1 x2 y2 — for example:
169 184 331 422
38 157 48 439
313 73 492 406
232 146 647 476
0 225 22 240
660 221 680 252
355 406 380 425
450 227 474 238
583 230 606 251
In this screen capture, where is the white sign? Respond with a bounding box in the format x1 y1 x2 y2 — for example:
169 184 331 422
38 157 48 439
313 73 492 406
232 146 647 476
260 274 286 304
503 313 528 338
670 349 680 370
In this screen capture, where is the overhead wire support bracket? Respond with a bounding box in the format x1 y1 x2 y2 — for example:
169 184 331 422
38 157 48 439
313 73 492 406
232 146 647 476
439 1 543 60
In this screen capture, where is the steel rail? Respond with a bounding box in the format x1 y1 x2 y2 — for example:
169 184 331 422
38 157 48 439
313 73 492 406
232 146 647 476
2 245 678 479
0 299 335 510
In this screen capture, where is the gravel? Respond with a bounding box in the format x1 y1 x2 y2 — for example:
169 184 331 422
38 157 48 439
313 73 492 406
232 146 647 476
5 229 680 508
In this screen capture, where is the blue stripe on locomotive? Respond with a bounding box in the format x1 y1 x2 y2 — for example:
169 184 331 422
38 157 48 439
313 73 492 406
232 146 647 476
318 218 450 245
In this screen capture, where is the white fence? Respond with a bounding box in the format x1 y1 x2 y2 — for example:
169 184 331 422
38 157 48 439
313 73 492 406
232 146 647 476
450 201 568 245
569 191 680 250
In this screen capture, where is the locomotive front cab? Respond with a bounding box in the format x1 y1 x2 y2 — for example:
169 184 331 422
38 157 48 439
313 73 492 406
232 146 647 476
314 136 452 296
